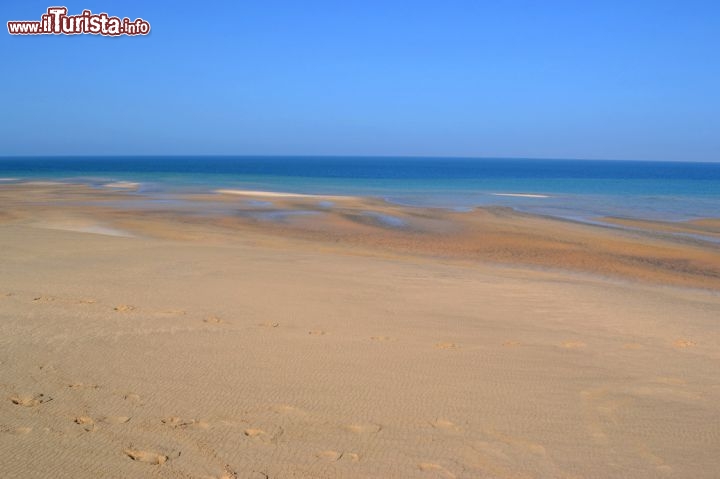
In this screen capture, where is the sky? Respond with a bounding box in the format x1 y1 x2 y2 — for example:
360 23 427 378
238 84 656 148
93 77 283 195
1 1 719 161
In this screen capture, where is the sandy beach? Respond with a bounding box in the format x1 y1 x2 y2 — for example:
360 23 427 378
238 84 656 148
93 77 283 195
1 183 719 479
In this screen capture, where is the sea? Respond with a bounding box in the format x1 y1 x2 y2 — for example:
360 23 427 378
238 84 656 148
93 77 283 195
1 156 718 222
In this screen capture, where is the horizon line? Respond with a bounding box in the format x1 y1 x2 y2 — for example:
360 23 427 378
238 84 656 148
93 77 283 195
0 154 718 164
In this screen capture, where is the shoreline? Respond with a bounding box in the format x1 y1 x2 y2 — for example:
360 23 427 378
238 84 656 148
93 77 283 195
1 173 718 223
1 182 719 290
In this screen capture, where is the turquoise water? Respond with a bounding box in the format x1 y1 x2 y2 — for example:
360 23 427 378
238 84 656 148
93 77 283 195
1 156 718 221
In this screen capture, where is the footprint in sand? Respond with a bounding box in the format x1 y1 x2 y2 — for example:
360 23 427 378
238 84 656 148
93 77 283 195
429 418 460 431
204 316 223 324
656 465 673 476
114 305 136 312
124 448 174 465
580 388 624 444
418 462 456 478
244 426 283 443
370 336 393 342
216 465 239 479
68 382 100 390
33 295 55 302
345 423 382 434
74 416 95 432
162 416 209 429
269 404 307 416
124 393 142 404
654 376 686 386
38 363 56 372
10 393 52 407
317 451 360 463
562 341 587 349
435 342 458 350
316 450 343 461
673 339 696 349
98 416 131 425
0 425 33 435
528 444 547 455
308 330 327 336
155 309 186 317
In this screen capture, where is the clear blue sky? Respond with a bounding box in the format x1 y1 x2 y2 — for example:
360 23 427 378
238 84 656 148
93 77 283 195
1 1 719 161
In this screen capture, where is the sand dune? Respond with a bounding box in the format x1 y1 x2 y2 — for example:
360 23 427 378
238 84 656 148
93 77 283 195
1 184 719 478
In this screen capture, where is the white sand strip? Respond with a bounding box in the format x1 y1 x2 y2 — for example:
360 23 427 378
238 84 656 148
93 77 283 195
491 193 550 198
215 189 351 200
33 222 134 237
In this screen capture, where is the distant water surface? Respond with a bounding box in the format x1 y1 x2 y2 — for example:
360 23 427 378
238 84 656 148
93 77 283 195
1 156 718 221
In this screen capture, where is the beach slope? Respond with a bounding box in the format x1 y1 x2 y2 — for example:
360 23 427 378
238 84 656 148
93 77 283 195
1 185 719 478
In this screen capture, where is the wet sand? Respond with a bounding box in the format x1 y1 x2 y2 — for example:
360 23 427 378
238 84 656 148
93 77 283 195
1 183 719 478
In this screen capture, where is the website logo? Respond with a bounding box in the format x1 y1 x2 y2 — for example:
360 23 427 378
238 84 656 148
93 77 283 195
7 7 151 36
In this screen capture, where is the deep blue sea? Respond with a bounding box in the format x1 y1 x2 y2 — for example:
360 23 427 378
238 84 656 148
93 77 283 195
1 156 719 221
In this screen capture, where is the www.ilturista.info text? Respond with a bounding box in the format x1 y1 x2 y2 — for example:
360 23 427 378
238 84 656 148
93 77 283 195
7 7 150 36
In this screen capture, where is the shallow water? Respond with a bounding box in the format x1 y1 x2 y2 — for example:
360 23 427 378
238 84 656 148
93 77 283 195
237 209 321 222
1 157 718 221
361 212 406 228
